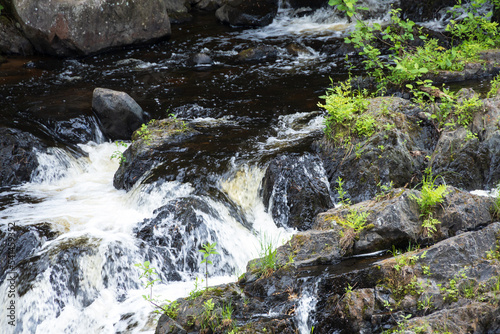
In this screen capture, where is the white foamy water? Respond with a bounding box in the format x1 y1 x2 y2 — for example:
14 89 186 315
0 142 288 334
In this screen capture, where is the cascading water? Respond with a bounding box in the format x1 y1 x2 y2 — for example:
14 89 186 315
0 141 291 333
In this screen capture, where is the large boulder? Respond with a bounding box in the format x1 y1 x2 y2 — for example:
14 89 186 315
11 0 171 56
316 97 437 204
92 88 146 141
430 94 500 190
261 153 333 231
0 16 34 55
215 0 279 27
0 127 48 187
274 186 494 268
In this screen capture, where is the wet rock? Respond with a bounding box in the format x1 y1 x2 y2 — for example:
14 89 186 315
0 223 58 283
316 96 437 204
238 45 279 62
11 0 171 56
0 127 48 187
423 52 500 84
313 187 494 257
0 16 34 55
399 0 457 22
191 52 212 66
164 0 192 23
313 222 500 333
286 0 326 10
261 153 333 231
113 118 199 191
285 42 312 56
92 88 146 141
156 314 187 334
192 0 223 11
216 0 279 27
135 197 221 278
430 94 500 190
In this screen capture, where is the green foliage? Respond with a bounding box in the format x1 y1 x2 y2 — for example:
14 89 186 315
492 183 500 219
487 75 500 98
199 242 219 289
255 233 279 277
416 170 448 216
169 113 188 131
135 261 178 318
0 4 4 16
110 140 128 165
187 277 205 300
439 269 468 303
200 298 237 333
410 170 447 237
328 0 367 19
319 79 371 145
335 176 351 206
374 181 394 201
447 0 500 48
136 123 152 144
329 0 500 89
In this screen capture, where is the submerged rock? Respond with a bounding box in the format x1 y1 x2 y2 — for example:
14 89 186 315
11 0 171 56
92 88 147 141
216 0 279 27
237 45 279 62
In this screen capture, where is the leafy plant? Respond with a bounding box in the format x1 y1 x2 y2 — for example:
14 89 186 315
319 78 370 145
136 123 152 144
110 140 128 164
488 75 500 98
199 242 219 289
335 176 351 206
135 261 178 318
338 209 371 251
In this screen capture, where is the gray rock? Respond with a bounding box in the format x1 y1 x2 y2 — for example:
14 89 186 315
112 118 199 190
11 0 171 56
92 88 146 141
216 0 279 27
316 97 436 204
191 53 212 66
238 45 279 62
156 314 187 334
261 153 333 231
0 127 47 187
0 17 34 55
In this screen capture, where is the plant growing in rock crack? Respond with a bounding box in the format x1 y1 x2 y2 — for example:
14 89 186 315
134 261 179 318
411 169 448 237
199 242 219 289
337 209 372 251
252 233 279 278
335 176 352 206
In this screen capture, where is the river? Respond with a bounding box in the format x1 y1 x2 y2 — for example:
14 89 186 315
0 2 467 333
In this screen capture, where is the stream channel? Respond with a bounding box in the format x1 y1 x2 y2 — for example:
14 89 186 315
0 2 487 333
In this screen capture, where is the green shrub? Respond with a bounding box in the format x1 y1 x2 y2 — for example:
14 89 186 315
318 79 370 145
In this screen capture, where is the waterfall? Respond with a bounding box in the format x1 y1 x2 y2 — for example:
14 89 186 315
295 278 320 334
0 142 290 333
